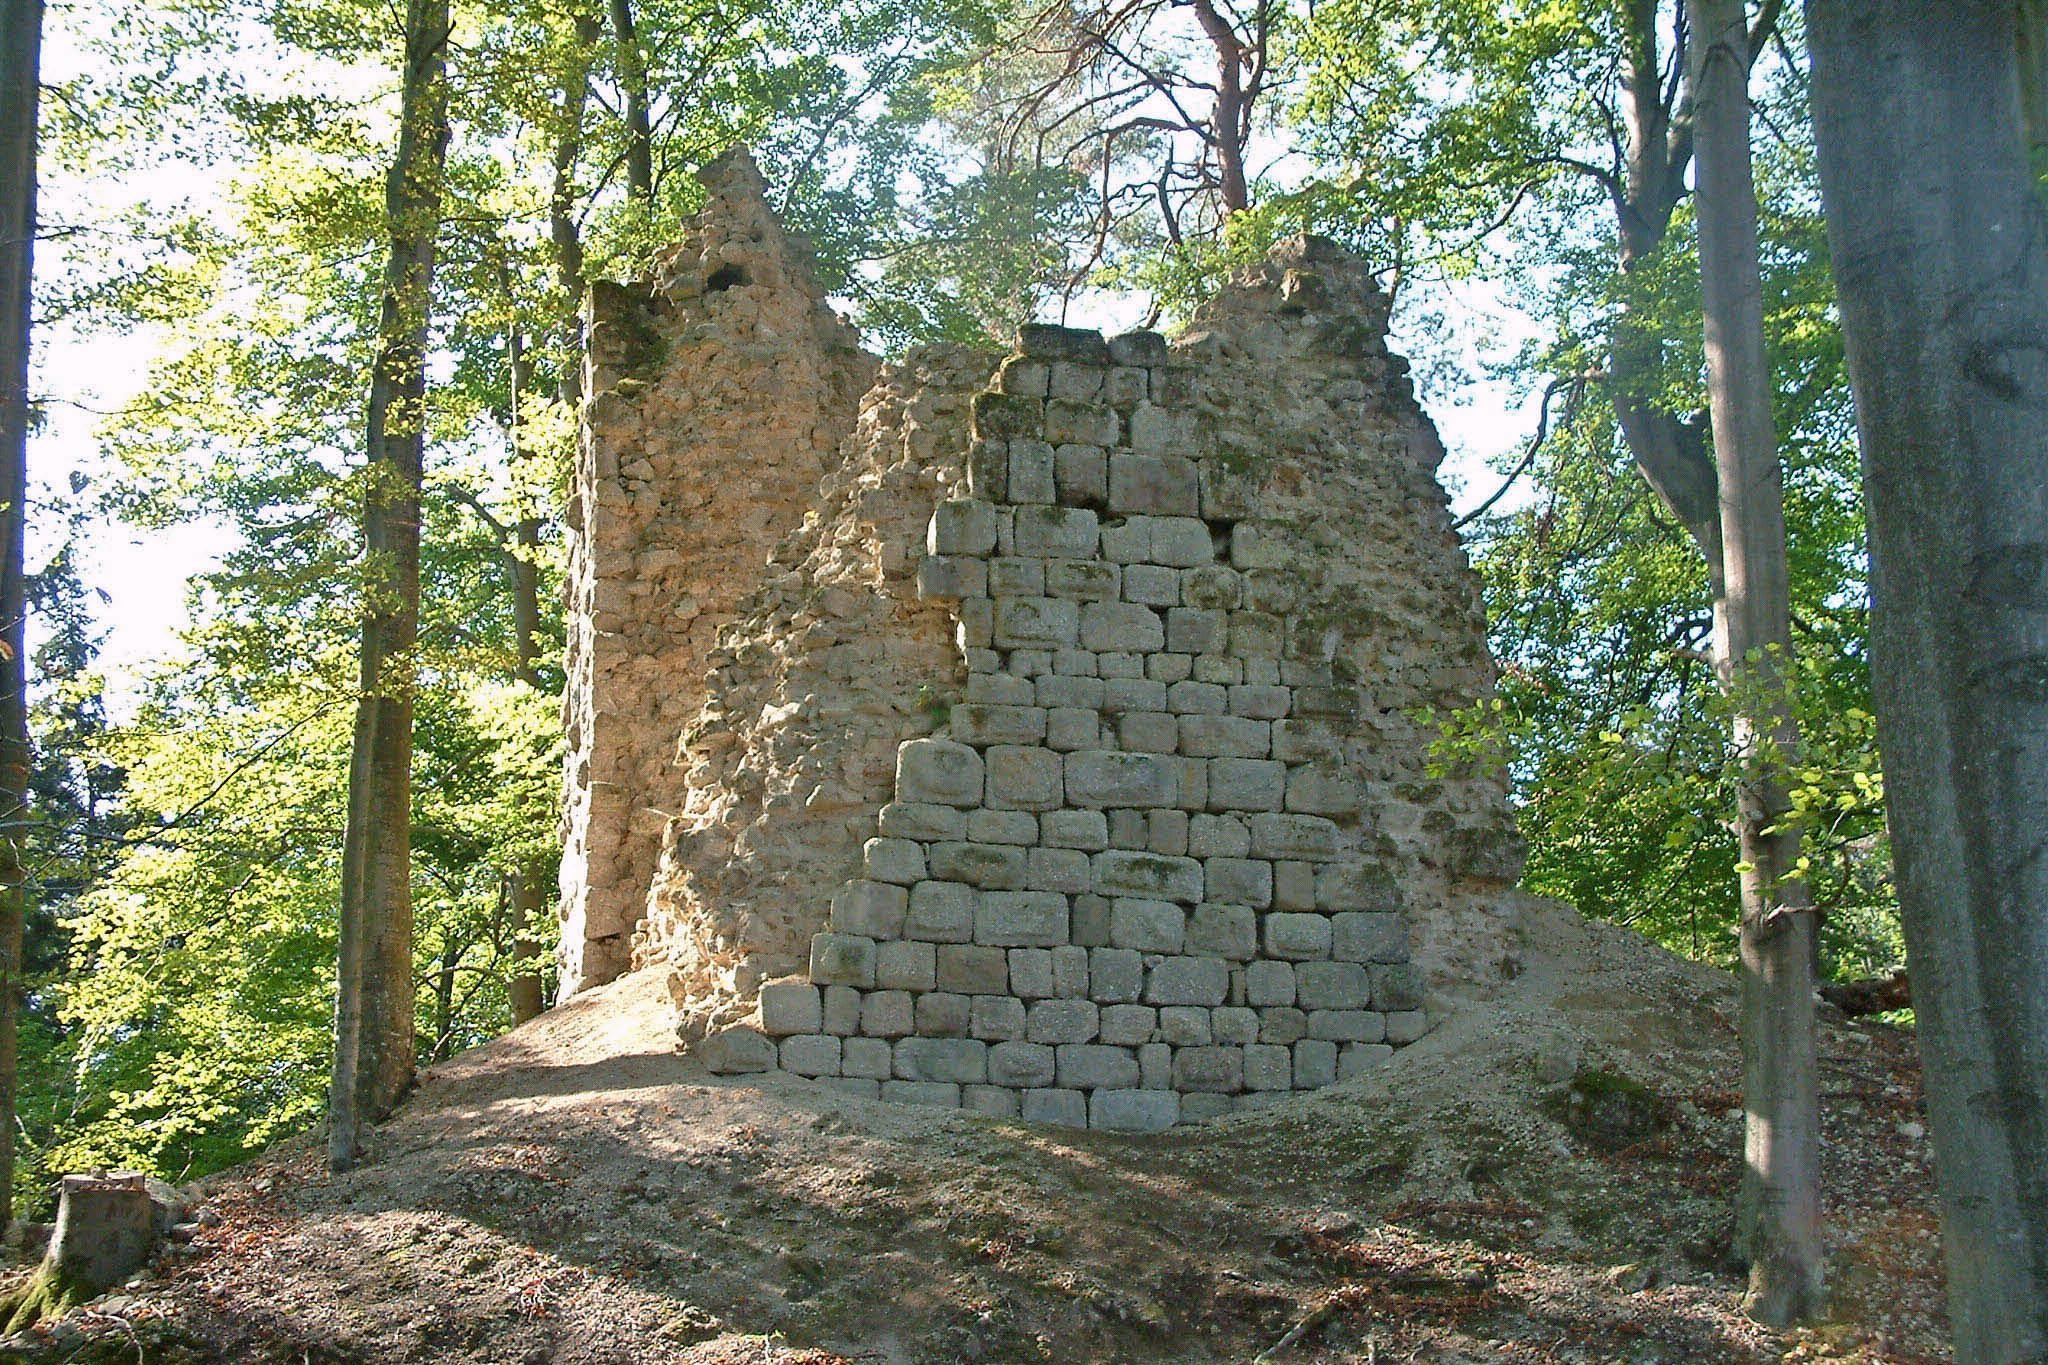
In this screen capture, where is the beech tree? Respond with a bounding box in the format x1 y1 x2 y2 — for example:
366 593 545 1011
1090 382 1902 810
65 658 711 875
1807 0 2048 1357
329 0 453 1172
0 0 43 1231
1689 0 1820 1322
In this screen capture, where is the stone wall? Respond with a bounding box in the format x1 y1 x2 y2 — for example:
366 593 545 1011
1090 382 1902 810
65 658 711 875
564 161 1522 1128
558 149 877 993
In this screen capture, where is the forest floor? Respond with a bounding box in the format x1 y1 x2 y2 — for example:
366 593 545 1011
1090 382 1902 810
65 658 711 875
0 897 1947 1365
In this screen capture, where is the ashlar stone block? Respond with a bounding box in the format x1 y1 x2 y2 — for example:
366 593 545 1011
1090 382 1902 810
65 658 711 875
1108 451 1199 516
1166 607 1229 654
876 940 937 992
830 879 907 938
993 597 1079 649
1089 946 1144 1002
896 738 984 807
1094 850 1205 903
1058 1043 1142 1090
1109 897 1184 953
759 981 822 1036
1186 902 1258 959
1046 558 1118 601
1208 758 1286 812
1041 808 1109 850
970 995 1026 1040
1008 440 1055 504
1090 1089 1179 1132
1318 863 1404 914
1244 959 1296 1007
781 1035 842 1077
1294 961 1373 1010
896 1037 989 1084
1023 1087 1088 1126
843 1036 894 1079
906 879 977 941
917 555 987 601
862 837 926 885
985 744 1063 811
1027 997 1100 1044
915 992 971 1037
810 932 877 988
990 1040 1057 1087
1079 601 1165 651
878 801 965 841
1012 505 1099 558
1248 813 1341 860
1100 1003 1158 1045
967 808 1038 845
1263 913 1333 961
1172 1046 1244 1093
936 943 1010 994
928 499 999 556
1054 444 1108 506
1065 749 1177 808
1179 715 1272 759
1332 912 1406 963
1146 516 1216 567
1144 956 1230 1006
975 890 1070 947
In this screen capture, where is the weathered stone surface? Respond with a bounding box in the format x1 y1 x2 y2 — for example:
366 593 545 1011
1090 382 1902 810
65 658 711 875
986 745 1064 811
896 1036 989 1084
1144 956 1230 1006
896 739 985 808
1066 750 1177 808
1264 913 1333 961
810 933 877 987
1090 1088 1179 1132
759 981 823 1036
1094 850 1204 902
975 890 1070 947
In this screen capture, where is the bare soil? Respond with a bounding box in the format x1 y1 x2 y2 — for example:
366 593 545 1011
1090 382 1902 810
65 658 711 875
0 897 1948 1364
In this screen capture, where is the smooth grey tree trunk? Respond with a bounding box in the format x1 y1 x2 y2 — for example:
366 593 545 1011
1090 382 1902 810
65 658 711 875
1807 1 2048 1357
330 0 451 1173
0 0 42 1235
608 0 654 203
1689 0 1822 1324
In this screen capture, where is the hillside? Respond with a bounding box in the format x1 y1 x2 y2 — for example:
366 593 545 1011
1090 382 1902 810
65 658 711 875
1 896 1946 1364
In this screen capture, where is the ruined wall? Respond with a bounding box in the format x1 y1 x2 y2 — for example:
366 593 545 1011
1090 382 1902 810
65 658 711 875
558 149 877 993
662 232 1523 1129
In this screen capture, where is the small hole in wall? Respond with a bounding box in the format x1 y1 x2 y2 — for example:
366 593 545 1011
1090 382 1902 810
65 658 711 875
705 263 750 292
1207 518 1236 558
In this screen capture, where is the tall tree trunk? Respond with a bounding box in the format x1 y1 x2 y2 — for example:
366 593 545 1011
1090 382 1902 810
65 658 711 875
608 0 653 203
504 310 548 1027
1691 0 1822 1324
0 0 42 1235
551 14 600 409
329 0 452 1174
1807 1 2048 1357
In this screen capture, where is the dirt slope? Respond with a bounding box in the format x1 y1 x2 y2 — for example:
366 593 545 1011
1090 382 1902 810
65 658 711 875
1 896 1947 1364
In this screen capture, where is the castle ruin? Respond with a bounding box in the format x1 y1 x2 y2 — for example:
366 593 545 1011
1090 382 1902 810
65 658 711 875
558 149 1523 1130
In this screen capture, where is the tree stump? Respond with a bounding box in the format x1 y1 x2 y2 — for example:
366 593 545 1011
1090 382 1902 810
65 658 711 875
1 1173 159 1333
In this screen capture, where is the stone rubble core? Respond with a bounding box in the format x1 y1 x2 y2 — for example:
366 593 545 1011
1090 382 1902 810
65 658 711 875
560 148 1524 1131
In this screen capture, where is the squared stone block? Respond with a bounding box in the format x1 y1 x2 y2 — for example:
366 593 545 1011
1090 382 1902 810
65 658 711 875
1173 1045 1244 1093
1089 946 1144 1002
822 986 861 1036
1214 1006 1259 1045
810 933 877 988
1042 809 1109 851
973 390 1043 439
1307 1009 1386 1043
1098 517 1149 564
1051 647 1098 677
936 943 1010 994
1094 850 1204 903
1228 520 1290 570
1020 322 1110 363
1385 1010 1428 1044
1209 759 1286 814
1180 715 1272 760
1248 813 1341 860
906 879 978 940
1108 329 1169 366
971 995 1026 1041
1008 947 1054 997
1165 607 1228 654
989 556 1046 598
1264 913 1333 961
896 1037 989 1085
1022 1087 1088 1126
1109 809 1149 848
882 1080 962 1109
975 890 1070 947
1099 1003 1158 1046
1046 558 1118 601
862 837 926 885
965 1085 1022 1118
1293 1039 1338 1088
878 801 965 841
780 1034 842 1077
1117 710 1178 753
1188 813 1251 858
1090 1089 1179 1132
1295 961 1373 1010
1260 1006 1309 1045
1038 673 1105 709
1332 912 1407 964
1158 1005 1212 1046
1167 680 1228 715
990 1040 1057 1088
1145 648 1191 680
1273 860 1316 911
876 940 937 992
1079 600 1164 651
1072 894 1112 947
1103 365 1148 407
1147 808 1189 855
1108 451 1199 516
1065 749 1177 808
1244 959 1296 1007
842 1036 894 1079
967 808 1038 845
1144 956 1230 1006
1008 439 1055 504
831 875 913 941
759 981 822 1036
928 499 999 556
1045 706 1099 752
1146 516 1215 567
1012 505 1099 558
968 438 1009 499
1055 443 1108 506
927 843 1026 890
1203 857 1273 909
1025 846 1091 894
1230 609 1285 658
1186 902 1258 960
1230 685 1291 720
1052 944 1092 997
1123 562 1180 606
1101 676 1169 713
998 357 1048 396
896 738 984 807
1179 564 1242 611
918 555 987 601
992 597 1079 649
914 991 971 1037
1057 1043 1142 1090
946 703 1040 749
1139 1041 1171 1088
986 744 1064 811
861 989 914 1038
1190 654 1242 686
1045 399 1120 446
1027 997 1100 1044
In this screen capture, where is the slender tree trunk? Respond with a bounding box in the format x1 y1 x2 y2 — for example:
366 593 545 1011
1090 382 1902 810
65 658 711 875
551 14 600 410
504 311 548 1027
608 0 653 203
330 0 452 1173
431 938 457 1061
1691 0 1822 1323
1187 0 1250 214
1807 2 2048 1357
0 0 42 1235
